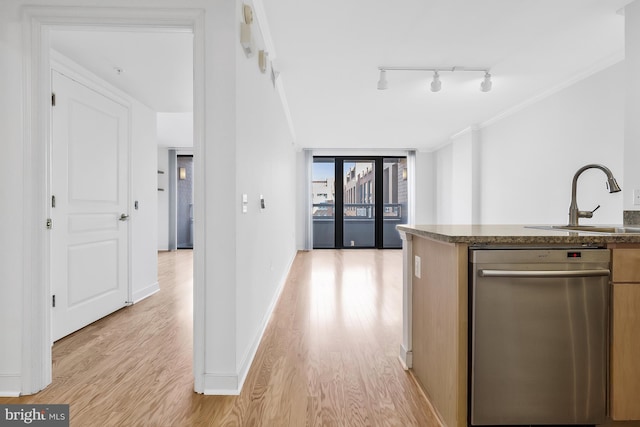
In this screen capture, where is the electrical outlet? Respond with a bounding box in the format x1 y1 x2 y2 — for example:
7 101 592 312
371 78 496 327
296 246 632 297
414 255 421 279
634 189 640 206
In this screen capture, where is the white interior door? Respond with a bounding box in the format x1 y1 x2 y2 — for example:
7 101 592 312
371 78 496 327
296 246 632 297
51 70 130 342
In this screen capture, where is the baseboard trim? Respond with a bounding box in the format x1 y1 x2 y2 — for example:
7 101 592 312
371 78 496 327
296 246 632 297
399 345 413 369
132 282 160 304
201 250 297 396
236 250 298 393
203 374 239 395
407 369 446 427
0 374 22 397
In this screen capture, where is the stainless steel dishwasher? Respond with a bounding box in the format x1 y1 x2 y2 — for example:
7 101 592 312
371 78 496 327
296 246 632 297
469 246 610 426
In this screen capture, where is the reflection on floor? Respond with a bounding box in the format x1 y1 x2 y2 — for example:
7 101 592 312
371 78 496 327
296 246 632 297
0 249 439 426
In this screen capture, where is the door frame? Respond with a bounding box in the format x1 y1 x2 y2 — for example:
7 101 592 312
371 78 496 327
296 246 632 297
22 6 206 394
335 157 381 249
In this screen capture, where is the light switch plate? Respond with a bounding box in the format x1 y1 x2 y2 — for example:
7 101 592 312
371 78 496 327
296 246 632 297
414 255 421 279
242 193 248 213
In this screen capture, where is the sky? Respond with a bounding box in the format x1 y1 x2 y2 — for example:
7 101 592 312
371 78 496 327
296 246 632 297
312 161 334 181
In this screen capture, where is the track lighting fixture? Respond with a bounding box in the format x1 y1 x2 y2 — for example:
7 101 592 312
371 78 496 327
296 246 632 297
377 66 493 92
430 71 441 92
480 72 492 92
377 70 388 90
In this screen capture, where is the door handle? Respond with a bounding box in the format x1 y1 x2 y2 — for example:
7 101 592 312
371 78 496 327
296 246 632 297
119 214 129 221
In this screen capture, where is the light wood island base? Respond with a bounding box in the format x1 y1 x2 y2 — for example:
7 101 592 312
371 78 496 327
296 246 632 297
398 225 640 427
411 236 468 427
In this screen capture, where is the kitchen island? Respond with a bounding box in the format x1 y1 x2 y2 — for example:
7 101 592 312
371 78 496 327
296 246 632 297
396 224 640 427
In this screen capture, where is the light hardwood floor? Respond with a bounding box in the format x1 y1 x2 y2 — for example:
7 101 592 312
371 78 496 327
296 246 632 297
1 249 440 426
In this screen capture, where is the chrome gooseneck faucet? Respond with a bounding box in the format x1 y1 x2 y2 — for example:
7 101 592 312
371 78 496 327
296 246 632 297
568 164 621 226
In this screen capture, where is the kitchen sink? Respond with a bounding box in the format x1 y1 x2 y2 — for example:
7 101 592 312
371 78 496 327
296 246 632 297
529 225 640 234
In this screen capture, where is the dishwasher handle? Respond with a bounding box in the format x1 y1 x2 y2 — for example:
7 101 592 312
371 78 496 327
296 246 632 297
479 269 610 278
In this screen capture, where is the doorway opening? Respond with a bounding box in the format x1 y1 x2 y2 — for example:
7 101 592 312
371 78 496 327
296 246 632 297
49 27 194 339
312 156 408 249
24 6 205 395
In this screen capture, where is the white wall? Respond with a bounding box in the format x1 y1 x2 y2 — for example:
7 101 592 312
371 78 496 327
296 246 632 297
157 112 193 148
625 1 640 213
0 8 25 392
451 132 473 224
435 143 454 222
234 0 297 387
433 61 625 225
413 151 436 224
435 131 476 224
196 0 298 393
200 1 238 390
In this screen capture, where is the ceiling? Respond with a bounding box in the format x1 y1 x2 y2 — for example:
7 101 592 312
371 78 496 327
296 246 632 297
49 1 633 151
260 0 632 150
50 29 193 113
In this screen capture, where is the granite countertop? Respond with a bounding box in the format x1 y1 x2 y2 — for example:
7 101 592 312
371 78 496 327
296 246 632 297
396 224 640 245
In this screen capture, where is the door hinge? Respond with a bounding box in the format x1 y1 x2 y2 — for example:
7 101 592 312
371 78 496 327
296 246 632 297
51 195 56 208
46 218 53 229
52 295 56 308
51 93 56 106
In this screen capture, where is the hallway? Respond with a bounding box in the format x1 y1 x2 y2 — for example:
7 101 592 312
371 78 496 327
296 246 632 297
0 250 438 426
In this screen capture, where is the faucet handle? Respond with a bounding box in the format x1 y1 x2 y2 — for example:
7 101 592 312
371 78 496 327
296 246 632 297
578 205 600 219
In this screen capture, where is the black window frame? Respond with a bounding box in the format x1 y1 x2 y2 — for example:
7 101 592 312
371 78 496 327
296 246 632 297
313 155 406 249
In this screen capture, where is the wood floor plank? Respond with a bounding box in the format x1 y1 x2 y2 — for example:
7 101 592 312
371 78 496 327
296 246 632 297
0 249 441 426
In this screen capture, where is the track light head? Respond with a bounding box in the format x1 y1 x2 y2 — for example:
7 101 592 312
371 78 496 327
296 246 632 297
377 70 388 90
430 71 441 92
376 66 493 93
480 72 492 92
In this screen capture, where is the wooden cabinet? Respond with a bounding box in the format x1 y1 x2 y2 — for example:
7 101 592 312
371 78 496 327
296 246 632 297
411 236 468 427
610 246 640 421
402 234 640 425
